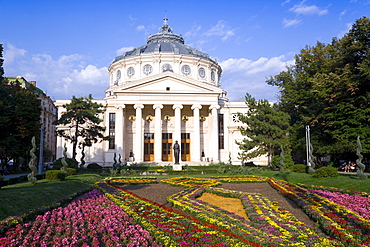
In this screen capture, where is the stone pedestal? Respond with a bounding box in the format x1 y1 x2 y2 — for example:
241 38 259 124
173 164 182 171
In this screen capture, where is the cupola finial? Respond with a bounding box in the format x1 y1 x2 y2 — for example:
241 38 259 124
159 17 172 33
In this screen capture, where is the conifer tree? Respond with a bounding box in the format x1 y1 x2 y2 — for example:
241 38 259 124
54 94 106 161
237 93 290 166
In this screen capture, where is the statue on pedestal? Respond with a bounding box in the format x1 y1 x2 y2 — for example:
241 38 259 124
173 140 180 164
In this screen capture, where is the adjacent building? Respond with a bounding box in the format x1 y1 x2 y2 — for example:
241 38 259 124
7 76 58 163
55 19 268 166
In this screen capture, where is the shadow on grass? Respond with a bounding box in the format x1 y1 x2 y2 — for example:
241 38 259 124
273 171 291 182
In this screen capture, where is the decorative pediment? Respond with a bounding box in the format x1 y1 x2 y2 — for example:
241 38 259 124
112 72 223 95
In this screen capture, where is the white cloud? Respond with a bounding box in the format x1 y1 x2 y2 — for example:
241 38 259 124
3 44 27 63
282 0 291 6
136 25 145 31
289 1 329 16
220 56 295 102
3 43 108 100
204 20 236 41
116 46 135 55
282 18 301 28
337 22 353 38
184 24 202 37
73 65 107 84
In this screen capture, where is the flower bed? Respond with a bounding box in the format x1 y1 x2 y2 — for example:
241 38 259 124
2 175 370 246
268 178 370 246
109 178 158 185
298 183 370 197
0 189 162 247
161 176 221 188
100 180 261 246
0 188 92 236
219 176 268 183
307 189 370 221
167 187 334 246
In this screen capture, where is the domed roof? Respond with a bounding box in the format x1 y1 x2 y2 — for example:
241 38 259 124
112 18 217 64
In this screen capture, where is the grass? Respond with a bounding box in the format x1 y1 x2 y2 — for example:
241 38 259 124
0 174 102 221
0 170 369 222
259 170 370 193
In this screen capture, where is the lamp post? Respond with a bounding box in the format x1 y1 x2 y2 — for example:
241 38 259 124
305 125 310 167
38 125 44 174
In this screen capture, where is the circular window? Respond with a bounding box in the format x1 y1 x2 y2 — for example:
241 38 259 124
127 67 135 77
211 70 216 81
116 70 121 80
162 64 173 72
143 64 153 75
181 65 191 76
198 67 205 78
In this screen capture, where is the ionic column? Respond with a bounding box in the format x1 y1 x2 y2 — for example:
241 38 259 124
210 104 220 162
115 105 125 161
191 104 202 162
134 104 144 162
172 104 183 161
153 104 163 162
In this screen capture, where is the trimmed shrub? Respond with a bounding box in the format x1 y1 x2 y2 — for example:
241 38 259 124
290 164 308 173
46 170 66 181
271 154 294 170
313 166 339 178
86 163 103 170
53 158 78 170
66 168 77 176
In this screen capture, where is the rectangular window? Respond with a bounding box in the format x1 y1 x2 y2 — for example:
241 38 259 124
109 113 115 149
218 114 224 149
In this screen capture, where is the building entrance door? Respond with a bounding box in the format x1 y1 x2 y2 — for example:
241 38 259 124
162 133 172 161
181 133 190 161
144 133 154 161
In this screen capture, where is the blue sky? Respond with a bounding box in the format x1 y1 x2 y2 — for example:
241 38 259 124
1 0 369 102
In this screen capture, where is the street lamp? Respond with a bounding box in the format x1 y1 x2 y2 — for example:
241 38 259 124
38 125 44 174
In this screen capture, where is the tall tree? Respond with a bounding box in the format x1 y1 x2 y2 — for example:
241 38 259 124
54 94 106 161
267 17 370 159
237 93 290 166
0 45 41 167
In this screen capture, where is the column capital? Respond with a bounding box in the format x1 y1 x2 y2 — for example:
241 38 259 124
115 104 126 110
153 104 163 110
172 104 183 110
209 104 220 110
134 104 144 110
191 104 202 110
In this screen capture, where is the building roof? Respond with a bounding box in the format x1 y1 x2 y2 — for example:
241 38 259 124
112 18 216 64
7 76 46 96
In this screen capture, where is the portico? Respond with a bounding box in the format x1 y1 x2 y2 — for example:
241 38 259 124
110 102 220 164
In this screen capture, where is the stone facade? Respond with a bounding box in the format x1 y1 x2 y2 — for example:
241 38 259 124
55 19 268 167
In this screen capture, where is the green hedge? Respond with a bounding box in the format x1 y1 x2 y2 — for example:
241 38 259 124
86 163 103 169
53 158 78 170
46 170 66 181
66 168 77 176
290 164 308 173
313 166 339 178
